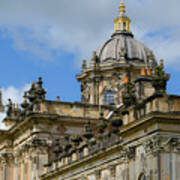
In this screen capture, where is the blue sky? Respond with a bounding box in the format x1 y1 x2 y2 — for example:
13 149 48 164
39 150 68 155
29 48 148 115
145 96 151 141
0 36 81 102
0 0 180 107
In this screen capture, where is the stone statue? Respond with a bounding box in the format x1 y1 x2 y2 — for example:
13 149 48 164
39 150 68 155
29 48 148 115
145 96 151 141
122 81 136 107
26 77 46 104
119 47 126 59
7 99 13 117
90 51 99 67
81 83 91 103
152 60 169 94
147 51 154 67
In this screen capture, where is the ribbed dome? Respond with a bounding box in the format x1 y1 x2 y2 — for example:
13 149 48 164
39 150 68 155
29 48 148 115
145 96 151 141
96 32 156 63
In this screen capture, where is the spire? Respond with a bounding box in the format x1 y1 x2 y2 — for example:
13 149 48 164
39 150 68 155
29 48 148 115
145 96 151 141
119 1 126 15
114 1 131 32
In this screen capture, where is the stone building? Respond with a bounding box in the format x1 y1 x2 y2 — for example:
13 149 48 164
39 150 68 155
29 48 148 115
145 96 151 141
0 2 180 180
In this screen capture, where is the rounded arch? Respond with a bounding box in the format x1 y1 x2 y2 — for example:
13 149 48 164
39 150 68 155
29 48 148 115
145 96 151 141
138 173 146 180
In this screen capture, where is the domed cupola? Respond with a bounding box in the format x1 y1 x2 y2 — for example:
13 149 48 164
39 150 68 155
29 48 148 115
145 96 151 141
96 2 156 65
77 2 157 106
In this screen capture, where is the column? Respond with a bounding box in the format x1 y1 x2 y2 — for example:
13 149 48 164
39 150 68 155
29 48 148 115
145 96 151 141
95 169 100 180
109 165 116 180
2 160 7 180
14 155 20 180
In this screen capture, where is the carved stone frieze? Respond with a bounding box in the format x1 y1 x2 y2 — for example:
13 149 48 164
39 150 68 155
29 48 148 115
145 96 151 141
0 153 14 164
168 138 180 152
18 138 52 159
143 136 164 155
121 146 136 161
143 136 180 155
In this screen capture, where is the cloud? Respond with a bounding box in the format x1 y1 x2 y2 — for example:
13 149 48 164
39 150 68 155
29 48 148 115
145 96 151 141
128 0 180 67
1 84 30 105
0 0 179 67
0 84 30 130
0 113 7 130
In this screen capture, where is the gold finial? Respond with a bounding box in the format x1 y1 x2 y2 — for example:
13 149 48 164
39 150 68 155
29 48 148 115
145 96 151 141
114 1 131 32
119 1 126 15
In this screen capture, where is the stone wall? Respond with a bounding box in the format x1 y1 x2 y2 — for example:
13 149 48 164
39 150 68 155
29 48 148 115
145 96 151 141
41 135 180 180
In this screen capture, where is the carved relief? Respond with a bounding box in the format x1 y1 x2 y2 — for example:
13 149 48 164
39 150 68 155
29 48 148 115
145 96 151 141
121 146 136 160
143 136 180 156
168 138 180 152
81 82 91 103
143 136 164 155
0 153 13 165
108 165 116 178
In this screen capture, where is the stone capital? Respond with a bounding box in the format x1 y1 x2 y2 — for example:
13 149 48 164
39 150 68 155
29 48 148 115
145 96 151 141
95 169 101 179
143 136 169 156
108 165 116 178
121 146 136 160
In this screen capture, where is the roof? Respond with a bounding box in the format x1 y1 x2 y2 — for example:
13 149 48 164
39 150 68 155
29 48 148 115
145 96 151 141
96 32 157 64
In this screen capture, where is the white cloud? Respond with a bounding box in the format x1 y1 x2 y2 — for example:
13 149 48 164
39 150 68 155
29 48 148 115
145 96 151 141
0 0 179 67
0 84 30 130
2 84 30 105
0 113 7 130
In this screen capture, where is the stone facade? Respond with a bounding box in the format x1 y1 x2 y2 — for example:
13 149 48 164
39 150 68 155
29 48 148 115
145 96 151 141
0 2 179 180
41 94 180 180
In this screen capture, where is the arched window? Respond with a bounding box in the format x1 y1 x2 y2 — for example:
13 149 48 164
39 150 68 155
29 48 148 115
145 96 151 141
139 173 146 180
104 91 115 105
118 22 121 30
123 22 126 31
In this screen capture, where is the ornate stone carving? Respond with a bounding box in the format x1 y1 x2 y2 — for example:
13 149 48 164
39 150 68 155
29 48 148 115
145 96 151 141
119 47 127 62
168 138 180 152
82 59 87 72
152 60 169 95
0 153 14 164
90 51 99 67
81 82 91 103
110 110 123 134
143 136 175 155
147 51 155 67
5 99 21 122
83 120 93 140
20 77 46 115
142 136 180 155
14 150 20 165
122 146 136 160
6 99 13 117
95 169 101 179
122 80 136 107
143 136 163 155
108 165 116 178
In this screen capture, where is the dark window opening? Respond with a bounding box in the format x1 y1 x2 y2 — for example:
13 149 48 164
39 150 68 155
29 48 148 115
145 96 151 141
139 174 146 180
104 91 115 105
123 22 126 30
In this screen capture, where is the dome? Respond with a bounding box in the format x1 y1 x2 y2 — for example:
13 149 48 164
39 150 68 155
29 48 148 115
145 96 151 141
96 32 156 64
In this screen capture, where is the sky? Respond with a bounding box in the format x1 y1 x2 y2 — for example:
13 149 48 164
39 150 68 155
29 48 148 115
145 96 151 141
0 0 180 128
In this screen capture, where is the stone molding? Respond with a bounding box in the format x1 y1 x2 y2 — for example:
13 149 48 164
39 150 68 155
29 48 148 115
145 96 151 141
108 164 116 178
121 146 136 161
143 136 180 155
95 169 101 179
